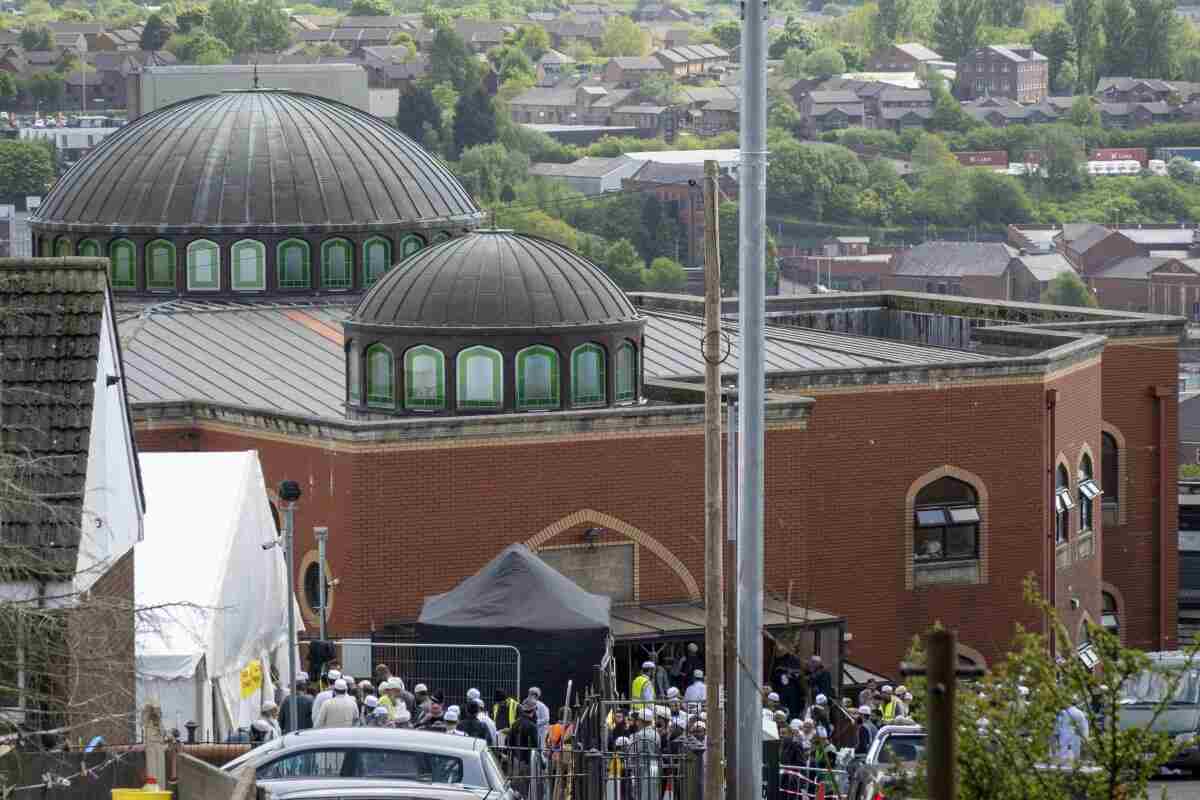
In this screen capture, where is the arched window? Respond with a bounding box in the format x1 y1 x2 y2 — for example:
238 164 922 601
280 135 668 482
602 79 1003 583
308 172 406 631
187 239 220 290
433 232 452 243
615 341 637 403
399 234 424 260
1055 464 1073 543
77 240 100 258
405 346 445 410
146 239 176 290
365 344 395 408
54 237 71 257
1102 591 1119 636
363 237 392 286
231 239 265 291
571 343 606 406
278 239 311 288
322 238 353 290
108 239 136 288
1102 432 1119 520
913 477 980 562
457 346 503 410
347 341 360 403
1079 453 1101 533
517 345 560 410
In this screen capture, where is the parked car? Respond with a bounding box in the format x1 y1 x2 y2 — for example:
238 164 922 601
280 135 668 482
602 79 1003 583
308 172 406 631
1116 650 1200 775
846 724 925 800
259 779 490 800
220 728 513 799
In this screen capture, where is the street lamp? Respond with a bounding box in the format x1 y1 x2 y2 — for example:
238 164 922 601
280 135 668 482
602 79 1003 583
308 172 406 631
263 480 302 733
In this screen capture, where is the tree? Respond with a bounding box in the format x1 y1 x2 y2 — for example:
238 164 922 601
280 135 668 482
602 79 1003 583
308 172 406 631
984 0 1024 27
804 47 846 79
874 0 914 47
767 140 868 221
452 86 497 158
1168 155 1197 183
175 3 208 34
349 0 393 15
1068 95 1099 127
489 44 534 84
1030 22 1074 92
1130 176 1191 218
18 24 52 51
638 74 681 104
717 201 778 292
966 168 1032 222
933 0 984 61
600 238 645 290
1099 0 1135 77
1065 0 1101 92
711 20 741 50
456 142 529 202
429 27 481 93
246 0 291 52
208 0 247 52
643 257 687 292
1054 61 1079 95
397 85 442 147
20 73 65 111
1041 269 1097 306
0 72 15 110
930 84 975 132
768 16 820 59
140 13 173 51
1129 0 1177 79
166 30 232 64
1039 125 1085 191
601 17 649 57
782 48 808 78
505 24 549 61
0 140 54 197
422 5 451 31
910 132 958 172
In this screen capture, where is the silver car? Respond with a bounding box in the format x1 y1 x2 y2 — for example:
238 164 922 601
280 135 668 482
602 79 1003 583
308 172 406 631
260 779 489 800
221 728 512 799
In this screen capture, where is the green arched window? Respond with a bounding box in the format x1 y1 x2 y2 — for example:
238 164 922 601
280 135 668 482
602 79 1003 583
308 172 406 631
400 234 424 260
363 237 392 287
615 341 637 403
232 239 266 291
571 343 606 406
365 344 395 408
54 237 71 257
187 239 220 290
405 345 446 410
322 238 353 290
278 239 311 289
146 239 176 289
457 346 503 410
516 345 560 410
108 239 136 288
77 240 100 258
347 341 360 402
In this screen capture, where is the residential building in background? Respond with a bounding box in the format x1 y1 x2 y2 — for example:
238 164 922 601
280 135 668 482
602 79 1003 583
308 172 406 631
866 42 942 72
957 44 1048 103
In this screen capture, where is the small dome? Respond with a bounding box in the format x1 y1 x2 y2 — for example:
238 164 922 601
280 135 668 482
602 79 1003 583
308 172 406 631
34 90 480 232
351 231 640 329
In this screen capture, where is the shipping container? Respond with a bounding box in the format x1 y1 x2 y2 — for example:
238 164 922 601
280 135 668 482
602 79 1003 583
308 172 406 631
954 150 1008 167
1156 146 1200 162
1091 147 1148 166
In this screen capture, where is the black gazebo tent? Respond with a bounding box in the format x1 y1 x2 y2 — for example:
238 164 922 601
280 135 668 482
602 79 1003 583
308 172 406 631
415 544 611 710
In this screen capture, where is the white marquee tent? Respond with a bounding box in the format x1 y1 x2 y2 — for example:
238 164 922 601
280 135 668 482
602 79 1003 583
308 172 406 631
135 451 302 738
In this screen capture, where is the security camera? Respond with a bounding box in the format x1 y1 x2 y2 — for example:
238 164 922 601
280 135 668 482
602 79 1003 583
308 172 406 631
278 480 302 502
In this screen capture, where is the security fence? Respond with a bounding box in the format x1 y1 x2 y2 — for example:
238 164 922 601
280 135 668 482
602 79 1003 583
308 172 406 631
493 745 704 800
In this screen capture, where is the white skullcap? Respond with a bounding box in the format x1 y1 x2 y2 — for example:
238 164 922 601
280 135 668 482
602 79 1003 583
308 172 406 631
296 672 309 683
688 643 698 652
640 708 654 722
882 685 894 694
903 692 914 701
773 710 787 721
467 688 481 701
252 719 270 733
327 670 341 681
693 720 706 730
364 695 379 708
372 706 389 718
395 704 412 723
666 687 680 699
414 683 428 693
444 708 459 722
615 736 631 747
789 719 802 731
261 701 278 713
896 685 908 694
857 705 871 716
815 694 827 705
528 687 542 698
448 705 461 714
655 705 669 718
642 661 655 669
767 692 780 702
359 680 373 689
334 679 348 691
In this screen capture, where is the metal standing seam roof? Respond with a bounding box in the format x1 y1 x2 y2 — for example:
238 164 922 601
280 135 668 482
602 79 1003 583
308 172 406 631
33 90 480 232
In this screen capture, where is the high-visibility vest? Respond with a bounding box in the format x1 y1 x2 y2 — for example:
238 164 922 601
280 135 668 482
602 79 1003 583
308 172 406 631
882 698 898 721
631 674 651 709
494 697 518 729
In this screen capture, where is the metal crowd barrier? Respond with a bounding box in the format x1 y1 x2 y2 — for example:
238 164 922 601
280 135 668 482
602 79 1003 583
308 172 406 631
779 764 849 800
493 745 703 800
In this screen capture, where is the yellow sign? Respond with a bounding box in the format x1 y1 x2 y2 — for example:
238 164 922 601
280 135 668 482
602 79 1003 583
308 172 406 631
240 660 263 699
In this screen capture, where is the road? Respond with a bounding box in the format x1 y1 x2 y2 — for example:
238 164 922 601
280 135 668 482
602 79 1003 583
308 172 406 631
1150 775 1200 799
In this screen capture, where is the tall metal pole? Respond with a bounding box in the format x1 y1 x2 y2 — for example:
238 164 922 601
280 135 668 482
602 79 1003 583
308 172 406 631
724 398 738 795
284 502 299 732
701 159 725 800
315 526 329 641
737 0 768 794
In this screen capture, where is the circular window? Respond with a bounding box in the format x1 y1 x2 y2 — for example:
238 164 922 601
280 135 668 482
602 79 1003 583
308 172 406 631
298 549 334 628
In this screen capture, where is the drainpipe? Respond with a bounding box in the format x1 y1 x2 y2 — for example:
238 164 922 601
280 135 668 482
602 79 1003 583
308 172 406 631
1153 385 1172 649
1046 388 1058 648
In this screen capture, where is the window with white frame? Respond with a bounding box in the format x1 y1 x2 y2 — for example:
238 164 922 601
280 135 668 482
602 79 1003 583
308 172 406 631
1055 464 1074 542
913 477 981 563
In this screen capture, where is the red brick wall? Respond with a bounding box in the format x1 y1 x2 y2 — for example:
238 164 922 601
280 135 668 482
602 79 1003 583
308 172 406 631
1088 277 1148 312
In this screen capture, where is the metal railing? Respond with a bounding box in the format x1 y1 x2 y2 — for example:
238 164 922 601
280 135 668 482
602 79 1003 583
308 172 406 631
493 745 703 800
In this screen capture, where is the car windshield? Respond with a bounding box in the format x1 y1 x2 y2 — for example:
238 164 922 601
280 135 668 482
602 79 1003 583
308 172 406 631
1119 667 1200 705
877 734 926 765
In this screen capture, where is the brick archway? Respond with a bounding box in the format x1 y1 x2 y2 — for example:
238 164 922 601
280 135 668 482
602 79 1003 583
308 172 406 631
526 510 702 600
905 465 990 590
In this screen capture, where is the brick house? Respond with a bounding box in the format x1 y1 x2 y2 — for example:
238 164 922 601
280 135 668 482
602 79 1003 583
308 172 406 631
866 42 943 72
957 44 1049 103
1098 101 1174 129
799 90 865 136
621 160 714 264
882 241 1017 299
507 82 634 125
1 258 145 745
602 56 667 87
361 47 428 89
1148 258 1200 319
870 87 933 130
1056 224 1141 273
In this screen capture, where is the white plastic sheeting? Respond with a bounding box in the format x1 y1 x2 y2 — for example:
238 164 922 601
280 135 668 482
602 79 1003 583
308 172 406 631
135 451 301 737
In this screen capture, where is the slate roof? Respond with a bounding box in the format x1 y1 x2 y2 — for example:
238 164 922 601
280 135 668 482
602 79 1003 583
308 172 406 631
1064 224 1117 254
1091 256 1171 279
879 87 932 103
1016 252 1075 281
892 241 1017 277
628 160 704 183
808 90 862 105
1095 77 1173 94
894 42 941 62
882 106 933 120
610 56 665 70
0 259 108 573
528 156 626 178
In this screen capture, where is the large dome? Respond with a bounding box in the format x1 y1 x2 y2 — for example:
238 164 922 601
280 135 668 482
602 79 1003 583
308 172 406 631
352 230 640 330
34 90 480 232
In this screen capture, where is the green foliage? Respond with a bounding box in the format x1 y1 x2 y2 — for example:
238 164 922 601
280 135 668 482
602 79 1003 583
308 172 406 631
933 0 984 60
1182 463 1200 479
175 3 208 34
710 20 740 50
930 84 977 132
1064 0 1100 91
643 257 687 292
1041 270 1096 306
489 44 534 84
422 5 451 31
1129 176 1191 218
20 73 64 110
452 86 498 158
0 140 54 198
18 24 52 51
245 0 291 52
1100 0 1134 77
1039 125 1086 191
140 13 173 50
874 0 914 47
455 143 530 203
601 17 649 57
207 0 247 51
504 208 581 250
0 72 16 110
768 15 820 59
1030 21 1074 92
1129 0 1176 79
718 201 779 292
429 27 481 93
804 47 846 79
767 139 868 221
1068 96 1099 127
166 30 232 64
497 117 579 163
637 75 681 105
966 168 1032 223
984 0 1024 27
349 0 393 15
505 24 549 61
397 85 443 151
1168 156 1198 184
599 238 645 290
768 88 803 132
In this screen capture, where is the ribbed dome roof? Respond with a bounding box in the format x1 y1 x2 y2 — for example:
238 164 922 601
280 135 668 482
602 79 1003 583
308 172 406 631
351 231 640 329
34 90 480 232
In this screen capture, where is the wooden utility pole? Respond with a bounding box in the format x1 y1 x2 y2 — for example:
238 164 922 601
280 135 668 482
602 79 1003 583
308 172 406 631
926 630 958 800
702 158 725 800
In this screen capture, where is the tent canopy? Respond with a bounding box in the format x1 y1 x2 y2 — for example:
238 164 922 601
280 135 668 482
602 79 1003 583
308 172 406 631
417 544 611 633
